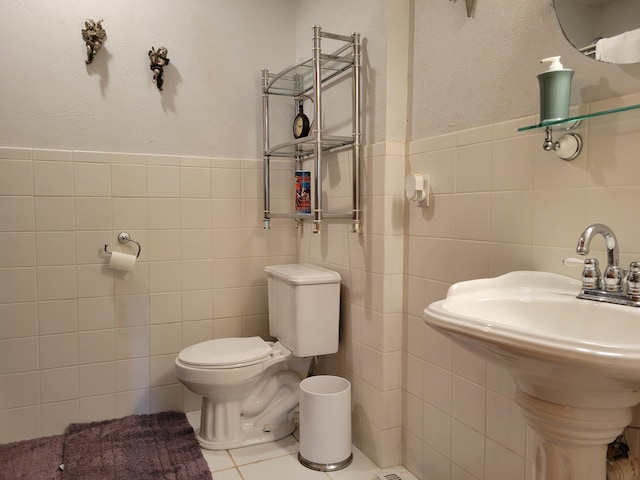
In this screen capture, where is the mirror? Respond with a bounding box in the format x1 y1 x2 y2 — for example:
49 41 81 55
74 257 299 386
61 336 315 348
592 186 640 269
553 0 640 64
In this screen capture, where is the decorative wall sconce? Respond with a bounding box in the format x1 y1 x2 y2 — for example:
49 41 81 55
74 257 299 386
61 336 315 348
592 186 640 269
148 46 170 91
81 19 107 64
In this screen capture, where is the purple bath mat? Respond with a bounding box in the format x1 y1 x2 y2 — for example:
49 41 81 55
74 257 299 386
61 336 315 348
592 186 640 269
61 411 212 480
0 433 64 480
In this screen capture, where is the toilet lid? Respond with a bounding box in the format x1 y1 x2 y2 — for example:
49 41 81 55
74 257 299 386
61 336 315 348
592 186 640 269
178 337 273 367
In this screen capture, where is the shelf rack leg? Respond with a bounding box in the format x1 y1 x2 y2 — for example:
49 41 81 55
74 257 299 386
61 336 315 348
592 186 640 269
312 25 323 234
351 31 362 234
262 68 271 229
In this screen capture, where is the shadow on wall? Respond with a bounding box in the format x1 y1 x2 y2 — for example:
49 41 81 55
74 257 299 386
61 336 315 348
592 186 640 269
86 47 112 98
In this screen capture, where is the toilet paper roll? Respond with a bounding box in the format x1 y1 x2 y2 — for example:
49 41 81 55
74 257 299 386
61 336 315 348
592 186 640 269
108 251 136 271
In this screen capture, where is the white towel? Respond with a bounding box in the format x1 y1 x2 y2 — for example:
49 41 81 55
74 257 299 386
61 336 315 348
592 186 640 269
595 28 640 64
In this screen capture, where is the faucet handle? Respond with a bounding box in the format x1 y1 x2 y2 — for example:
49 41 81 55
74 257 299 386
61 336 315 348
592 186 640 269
581 258 602 290
604 265 625 293
627 262 640 297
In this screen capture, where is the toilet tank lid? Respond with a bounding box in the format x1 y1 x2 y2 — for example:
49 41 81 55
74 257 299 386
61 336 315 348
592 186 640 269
264 264 341 285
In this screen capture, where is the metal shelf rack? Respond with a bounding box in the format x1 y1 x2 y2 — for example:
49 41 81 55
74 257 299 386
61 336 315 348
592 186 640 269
261 26 362 233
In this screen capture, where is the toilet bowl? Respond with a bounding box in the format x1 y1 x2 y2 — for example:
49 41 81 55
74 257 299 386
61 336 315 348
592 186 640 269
175 336 304 450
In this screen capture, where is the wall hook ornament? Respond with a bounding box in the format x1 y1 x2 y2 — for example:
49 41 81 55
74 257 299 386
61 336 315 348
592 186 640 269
81 19 107 64
449 0 476 17
148 46 170 91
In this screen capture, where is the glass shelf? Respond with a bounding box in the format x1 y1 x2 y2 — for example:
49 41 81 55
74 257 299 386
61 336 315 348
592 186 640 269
266 135 353 158
264 43 353 97
518 103 640 132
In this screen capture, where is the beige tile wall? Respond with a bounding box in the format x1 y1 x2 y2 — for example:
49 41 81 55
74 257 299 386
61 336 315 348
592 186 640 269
402 92 640 480
3 91 640 477
0 149 297 442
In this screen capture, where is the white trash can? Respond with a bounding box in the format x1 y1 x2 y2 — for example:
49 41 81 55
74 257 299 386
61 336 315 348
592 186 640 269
298 375 353 471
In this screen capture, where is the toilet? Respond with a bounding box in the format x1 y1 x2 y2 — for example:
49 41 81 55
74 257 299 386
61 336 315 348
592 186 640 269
174 263 341 450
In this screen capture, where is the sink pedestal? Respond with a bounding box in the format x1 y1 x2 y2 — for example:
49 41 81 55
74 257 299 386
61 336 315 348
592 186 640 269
516 392 632 480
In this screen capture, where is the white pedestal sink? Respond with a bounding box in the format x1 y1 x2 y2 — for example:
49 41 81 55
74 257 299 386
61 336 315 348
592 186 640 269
424 271 640 480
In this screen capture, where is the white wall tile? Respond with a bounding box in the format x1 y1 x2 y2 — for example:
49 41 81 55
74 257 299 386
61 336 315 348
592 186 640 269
182 229 212 260
182 199 212 229
491 136 535 191
423 443 452 480
183 319 213 346
0 337 39 374
423 402 452 457
454 193 490 241
41 400 78 437
77 264 114 298
212 199 242 229
146 165 180 198
489 191 533 244
112 164 147 197
456 142 492 193
0 233 36 267
39 333 78 369
79 330 115 364
33 161 74 196
40 366 79 403
115 294 149 327
150 323 182 355
74 162 112 196
212 168 241 199
182 290 213 322
181 166 211 198
150 292 182 324
116 357 150 391
0 197 35 232
112 198 148 230
116 326 150 359
452 376 486 434
485 438 526 480
35 197 75 231
0 302 38 339
36 232 75 266
78 297 114 331
38 299 77 335
0 267 36 303
79 394 117 423
148 198 181 229
0 405 41 442
37 266 76 300
0 159 33 195
0 372 40 409
424 363 452 415
451 420 485 479
79 362 116 397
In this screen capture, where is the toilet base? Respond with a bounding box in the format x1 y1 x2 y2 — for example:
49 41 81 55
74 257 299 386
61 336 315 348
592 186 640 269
196 418 296 450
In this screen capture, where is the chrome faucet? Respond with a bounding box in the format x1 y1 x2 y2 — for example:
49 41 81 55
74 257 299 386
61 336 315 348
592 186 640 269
575 223 640 306
576 223 623 292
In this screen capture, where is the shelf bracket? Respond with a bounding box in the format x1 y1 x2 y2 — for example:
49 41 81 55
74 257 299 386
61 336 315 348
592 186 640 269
542 126 583 161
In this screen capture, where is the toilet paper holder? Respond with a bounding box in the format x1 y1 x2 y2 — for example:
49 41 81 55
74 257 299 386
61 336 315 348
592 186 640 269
104 232 142 258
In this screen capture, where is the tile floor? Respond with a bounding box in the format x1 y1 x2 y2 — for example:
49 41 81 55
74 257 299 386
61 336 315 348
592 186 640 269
186 411 417 480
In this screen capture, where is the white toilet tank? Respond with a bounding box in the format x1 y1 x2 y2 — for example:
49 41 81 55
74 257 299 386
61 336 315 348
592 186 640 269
264 264 341 357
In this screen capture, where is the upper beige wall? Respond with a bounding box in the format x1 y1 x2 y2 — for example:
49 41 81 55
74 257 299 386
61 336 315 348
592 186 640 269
292 0 399 145
409 0 640 140
0 0 295 158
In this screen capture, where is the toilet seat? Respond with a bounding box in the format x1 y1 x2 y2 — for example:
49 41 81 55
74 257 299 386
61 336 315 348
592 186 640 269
178 337 273 369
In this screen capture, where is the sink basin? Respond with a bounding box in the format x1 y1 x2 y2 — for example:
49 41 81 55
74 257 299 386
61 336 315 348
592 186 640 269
424 271 640 480
424 270 640 408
